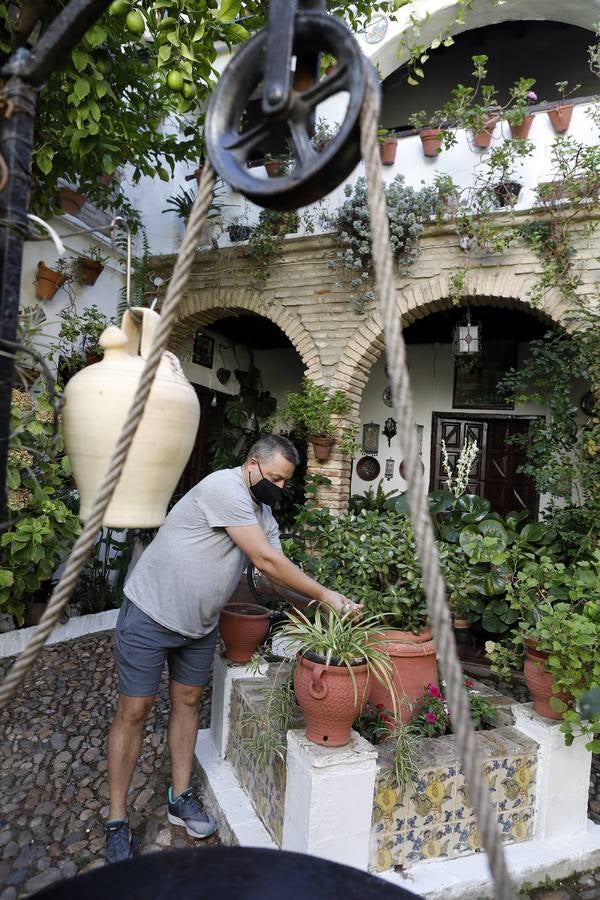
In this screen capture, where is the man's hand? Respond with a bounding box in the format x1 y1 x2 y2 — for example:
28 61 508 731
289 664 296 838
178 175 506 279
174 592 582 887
320 589 363 617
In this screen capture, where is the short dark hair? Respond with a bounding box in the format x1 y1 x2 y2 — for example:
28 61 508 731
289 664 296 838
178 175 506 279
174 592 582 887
246 435 300 467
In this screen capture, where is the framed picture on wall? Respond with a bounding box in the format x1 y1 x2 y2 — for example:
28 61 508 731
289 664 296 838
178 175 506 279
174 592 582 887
453 340 517 410
192 331 214 368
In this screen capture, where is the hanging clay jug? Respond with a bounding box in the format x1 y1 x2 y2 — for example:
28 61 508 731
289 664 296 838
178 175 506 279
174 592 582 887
63 307 200 528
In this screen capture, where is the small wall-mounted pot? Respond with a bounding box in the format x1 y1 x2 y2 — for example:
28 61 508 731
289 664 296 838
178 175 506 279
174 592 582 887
418 128 443 158
76 257 104 286
34 261 68 301
264 159 286 178
472 114 499 148
492 180 522 208
509 114 534 140
309 435 335 461
228 224 252 243
58 186 86 215
379 137 398 166
547 104 574 134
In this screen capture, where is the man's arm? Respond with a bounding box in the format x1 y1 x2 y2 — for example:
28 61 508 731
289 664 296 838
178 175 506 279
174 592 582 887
226 524 361 614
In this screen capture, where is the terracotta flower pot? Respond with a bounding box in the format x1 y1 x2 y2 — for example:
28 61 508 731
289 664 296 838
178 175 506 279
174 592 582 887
509 114 534 140
379 138 398 166
523 641 570 720
547 105 573 134
419 128 443 158
309 435 335 461
294 653 370 747
219 602 271 664
77 257 104 286
265 160 286 178
58 186 86 215
369 628 438 723
472 114 499 148
34 261 67 301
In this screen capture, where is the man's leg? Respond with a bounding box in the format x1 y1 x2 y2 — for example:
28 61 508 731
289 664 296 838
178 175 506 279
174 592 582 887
167 680 204 798
107 693 156 821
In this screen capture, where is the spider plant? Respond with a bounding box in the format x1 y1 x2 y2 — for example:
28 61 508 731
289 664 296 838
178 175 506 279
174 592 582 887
276 606 396 711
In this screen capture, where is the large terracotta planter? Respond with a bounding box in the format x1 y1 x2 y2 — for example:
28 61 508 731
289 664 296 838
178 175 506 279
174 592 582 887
472 114 499 148
419 128 443 158
219 602 271 664
62 308 200 528
369 628 438 723
294 653 370 747
379 138 398 166
548 105 573 134
523 642 570 720
509 114 534 140
309 435 335 461
35 261 67 301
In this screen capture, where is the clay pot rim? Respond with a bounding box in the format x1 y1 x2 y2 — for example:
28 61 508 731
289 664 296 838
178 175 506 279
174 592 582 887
374 626 432 643
297 652 369 675
221 601 271 619
308 435 335 445
301 650 367 668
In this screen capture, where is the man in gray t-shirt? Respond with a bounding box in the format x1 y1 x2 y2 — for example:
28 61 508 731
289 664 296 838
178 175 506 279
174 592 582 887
105 435 357 864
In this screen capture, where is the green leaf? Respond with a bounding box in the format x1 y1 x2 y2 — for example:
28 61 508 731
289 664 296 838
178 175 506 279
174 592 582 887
72 48 90 72
85 25 107 48
156 166 170 181
549 696 568 713
225 23 249 41
216 0 241 23
74 77 90 101
586 740 600 754
158 43 172 62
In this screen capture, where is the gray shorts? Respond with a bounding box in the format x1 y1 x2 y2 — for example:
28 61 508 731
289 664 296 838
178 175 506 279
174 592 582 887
114 595 219 697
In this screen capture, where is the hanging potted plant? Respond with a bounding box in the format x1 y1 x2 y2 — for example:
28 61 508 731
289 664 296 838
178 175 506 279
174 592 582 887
507 90 537 139
219 601 272 664
71 246 108 286
472 112 499 148
547 81 578 134
58 185 87 215
408 111 445 158
264 154 288 178
267 377 352 462
277 606 395 747
378 127 398 166
34 259 70 301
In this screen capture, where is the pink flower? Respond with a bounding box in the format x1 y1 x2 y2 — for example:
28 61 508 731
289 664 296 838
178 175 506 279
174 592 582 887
464 679 474 688
425 712 436 724
428 684 442 699
527 90 538 102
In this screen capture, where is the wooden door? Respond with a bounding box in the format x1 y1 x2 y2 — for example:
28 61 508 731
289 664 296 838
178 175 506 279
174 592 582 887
430 414 538 518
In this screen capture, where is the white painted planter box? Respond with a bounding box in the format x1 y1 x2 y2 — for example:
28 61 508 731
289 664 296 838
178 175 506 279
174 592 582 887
0 608 119 660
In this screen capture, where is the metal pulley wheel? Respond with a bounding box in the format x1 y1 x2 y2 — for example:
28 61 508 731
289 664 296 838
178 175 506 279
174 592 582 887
205 1 380 211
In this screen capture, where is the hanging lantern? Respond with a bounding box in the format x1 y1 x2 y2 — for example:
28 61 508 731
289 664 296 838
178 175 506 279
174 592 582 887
452 311 482 369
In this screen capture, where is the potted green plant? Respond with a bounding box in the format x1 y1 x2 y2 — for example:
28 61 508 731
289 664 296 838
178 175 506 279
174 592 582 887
48 304 110 383
71 246 108 286
277 606 395 747
290 505 439 722
507 89 537 139
264 153 288 178
310 118 339 153
547 81 580 133
227 217 252 243
378 127 398 166
408 110 444 157
268 377 352 461
34 259 70 301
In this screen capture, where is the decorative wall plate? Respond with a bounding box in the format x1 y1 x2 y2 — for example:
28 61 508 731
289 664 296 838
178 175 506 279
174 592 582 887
356 456 381 481
382 385 393 408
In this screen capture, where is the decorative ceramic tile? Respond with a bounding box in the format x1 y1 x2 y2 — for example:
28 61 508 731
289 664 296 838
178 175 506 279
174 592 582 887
405 767 456 828
451 819 482 857
403 824 453 864
371 831 404 873
497 808 534 843
372 781 408 833
496 755 536 814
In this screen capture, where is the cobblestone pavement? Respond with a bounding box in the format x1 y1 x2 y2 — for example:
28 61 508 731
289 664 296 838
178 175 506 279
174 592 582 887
0 632 218 899
0 634 599 899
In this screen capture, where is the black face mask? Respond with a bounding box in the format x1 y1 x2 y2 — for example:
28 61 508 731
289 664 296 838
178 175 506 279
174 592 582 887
249 461 284 507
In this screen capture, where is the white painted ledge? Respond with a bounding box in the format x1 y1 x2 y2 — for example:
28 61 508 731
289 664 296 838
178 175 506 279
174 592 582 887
380 821 600 900
0 608 119 659
194 728 277 850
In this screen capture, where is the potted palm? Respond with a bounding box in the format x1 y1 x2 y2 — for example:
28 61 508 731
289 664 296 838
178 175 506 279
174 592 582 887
277 606 395 747
268 377 352 461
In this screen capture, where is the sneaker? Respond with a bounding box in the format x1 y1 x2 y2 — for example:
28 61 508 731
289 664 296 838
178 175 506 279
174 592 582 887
104 819 136 864
167 787 217 839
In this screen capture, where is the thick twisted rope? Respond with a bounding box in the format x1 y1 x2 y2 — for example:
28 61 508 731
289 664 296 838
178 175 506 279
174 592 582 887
360 77 516 899
0 163 217 713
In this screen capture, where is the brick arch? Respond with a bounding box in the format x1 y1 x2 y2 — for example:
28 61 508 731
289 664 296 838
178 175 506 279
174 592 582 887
333 273 567 409
369 0 597 81
169 287 322 380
